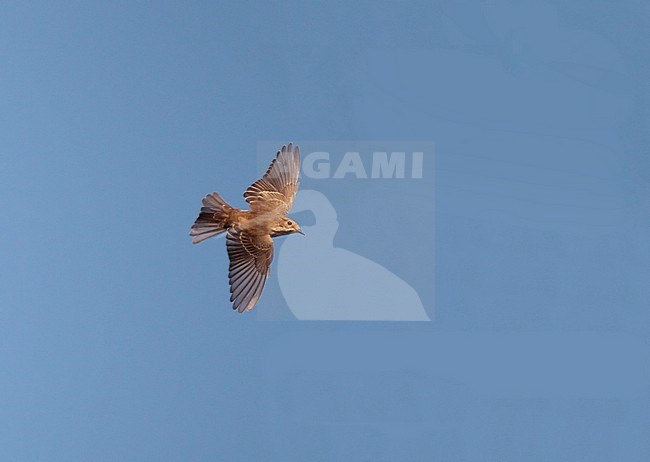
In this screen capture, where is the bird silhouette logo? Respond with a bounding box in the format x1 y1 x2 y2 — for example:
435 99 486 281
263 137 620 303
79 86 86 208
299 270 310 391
278 189 430 321
190 143 303 313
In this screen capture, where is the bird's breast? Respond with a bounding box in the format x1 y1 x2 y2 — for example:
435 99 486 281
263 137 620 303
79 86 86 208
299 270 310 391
235 210 275 235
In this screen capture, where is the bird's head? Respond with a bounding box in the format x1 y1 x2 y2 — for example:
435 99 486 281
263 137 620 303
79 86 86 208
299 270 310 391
270 216 304 237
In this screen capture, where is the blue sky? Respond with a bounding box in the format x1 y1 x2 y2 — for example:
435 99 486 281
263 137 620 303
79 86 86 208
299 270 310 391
1 1 649 460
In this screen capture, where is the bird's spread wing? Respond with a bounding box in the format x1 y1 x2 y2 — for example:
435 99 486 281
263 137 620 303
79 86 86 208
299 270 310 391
226 228 274 313
244 143 300 215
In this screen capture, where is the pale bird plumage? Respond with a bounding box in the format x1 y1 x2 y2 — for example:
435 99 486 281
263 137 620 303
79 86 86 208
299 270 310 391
190 143 302 313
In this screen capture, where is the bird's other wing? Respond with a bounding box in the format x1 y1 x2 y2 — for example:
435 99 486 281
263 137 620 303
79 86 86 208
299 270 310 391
244 143 300 215
226 228 274 313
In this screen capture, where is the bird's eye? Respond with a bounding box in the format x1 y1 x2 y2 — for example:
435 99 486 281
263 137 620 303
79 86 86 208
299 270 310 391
287 221 293 226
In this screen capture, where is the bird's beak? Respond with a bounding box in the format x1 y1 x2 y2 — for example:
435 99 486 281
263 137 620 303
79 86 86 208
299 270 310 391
297 228 305 235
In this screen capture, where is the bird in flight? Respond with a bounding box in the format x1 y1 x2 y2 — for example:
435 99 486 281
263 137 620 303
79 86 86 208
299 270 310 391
190 143 303 313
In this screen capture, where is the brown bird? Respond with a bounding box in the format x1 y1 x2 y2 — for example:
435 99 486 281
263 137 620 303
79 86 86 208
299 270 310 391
190 143 303 313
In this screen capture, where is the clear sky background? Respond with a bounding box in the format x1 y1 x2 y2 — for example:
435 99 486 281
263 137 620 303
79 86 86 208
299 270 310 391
1 1 649 461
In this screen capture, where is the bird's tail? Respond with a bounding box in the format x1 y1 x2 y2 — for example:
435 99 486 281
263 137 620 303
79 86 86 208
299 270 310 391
190 192 233 244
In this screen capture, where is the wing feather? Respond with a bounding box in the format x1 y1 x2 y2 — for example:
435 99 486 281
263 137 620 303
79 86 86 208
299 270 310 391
226 228 274 313
244 143 301 214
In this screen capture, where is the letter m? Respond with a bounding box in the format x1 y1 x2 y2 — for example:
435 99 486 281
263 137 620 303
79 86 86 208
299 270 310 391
371 152 405 179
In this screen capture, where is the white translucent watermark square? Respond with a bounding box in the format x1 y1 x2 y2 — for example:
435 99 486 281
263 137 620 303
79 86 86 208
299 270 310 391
256 141 435 321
